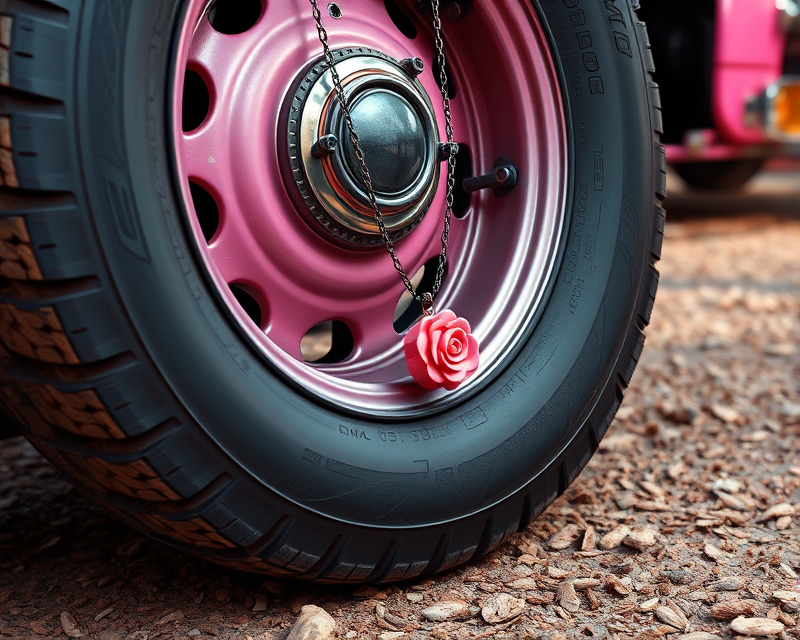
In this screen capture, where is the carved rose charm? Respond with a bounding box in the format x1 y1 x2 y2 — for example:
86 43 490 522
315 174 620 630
403 310 480 391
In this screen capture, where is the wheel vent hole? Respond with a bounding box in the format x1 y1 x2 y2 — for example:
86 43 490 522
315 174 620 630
208 0 263 35
182 69 211 133
189 181 220 243
384 0 418 39
393 256 447 334
452 144 473 219
229 284 263 329
302 321 354 364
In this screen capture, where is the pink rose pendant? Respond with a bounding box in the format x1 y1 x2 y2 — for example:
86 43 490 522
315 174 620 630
403 309 480 391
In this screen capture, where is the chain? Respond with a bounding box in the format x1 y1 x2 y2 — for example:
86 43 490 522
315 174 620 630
308 0 457 312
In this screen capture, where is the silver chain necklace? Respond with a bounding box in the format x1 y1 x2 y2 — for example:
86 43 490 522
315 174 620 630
308 0 457 314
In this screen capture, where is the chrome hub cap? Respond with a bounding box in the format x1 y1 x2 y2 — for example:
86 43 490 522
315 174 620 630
284 49 440 246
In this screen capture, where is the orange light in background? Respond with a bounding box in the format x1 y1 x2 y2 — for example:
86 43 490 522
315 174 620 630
773 83 800 137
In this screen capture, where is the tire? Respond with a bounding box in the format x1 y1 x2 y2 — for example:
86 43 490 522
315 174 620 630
0 0 664 582
674 158 766 191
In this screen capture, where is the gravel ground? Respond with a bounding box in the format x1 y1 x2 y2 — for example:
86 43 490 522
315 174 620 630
1 179 799 640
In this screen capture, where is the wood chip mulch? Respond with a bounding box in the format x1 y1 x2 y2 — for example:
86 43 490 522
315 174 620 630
1 213 798 639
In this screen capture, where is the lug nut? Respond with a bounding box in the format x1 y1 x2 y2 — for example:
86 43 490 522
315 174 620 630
438 142 459 162
400 57 425 78
312 134 339 159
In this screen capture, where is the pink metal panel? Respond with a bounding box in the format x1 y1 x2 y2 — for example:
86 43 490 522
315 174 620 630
712 0 786 144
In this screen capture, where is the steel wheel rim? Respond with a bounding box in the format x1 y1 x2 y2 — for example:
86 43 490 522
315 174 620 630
171 0 568 417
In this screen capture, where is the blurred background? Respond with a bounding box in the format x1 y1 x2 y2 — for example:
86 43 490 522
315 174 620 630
638 0 800 193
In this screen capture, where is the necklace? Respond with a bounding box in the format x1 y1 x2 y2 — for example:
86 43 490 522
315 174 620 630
308 0 480 391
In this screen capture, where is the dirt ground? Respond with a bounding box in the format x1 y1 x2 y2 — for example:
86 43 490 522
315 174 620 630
1 174 799 640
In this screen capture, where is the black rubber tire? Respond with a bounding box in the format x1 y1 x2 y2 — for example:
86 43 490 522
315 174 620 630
0 0 664 582
674 158 767 191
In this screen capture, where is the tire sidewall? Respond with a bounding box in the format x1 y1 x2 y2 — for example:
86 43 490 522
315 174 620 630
77 0 653 527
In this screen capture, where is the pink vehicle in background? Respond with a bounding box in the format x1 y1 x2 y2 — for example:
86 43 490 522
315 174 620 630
639 0 800 189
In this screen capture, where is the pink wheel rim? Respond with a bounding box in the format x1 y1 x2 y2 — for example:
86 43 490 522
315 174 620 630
172 0 568 417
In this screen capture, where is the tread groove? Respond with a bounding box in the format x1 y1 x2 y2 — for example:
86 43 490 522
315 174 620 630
102 472 235 519
366 541 399 584
0 275 102 307
35 418 181 462
304 535 346 581
422 534 449 577
517 492 532 532
243 516 294 559
473 516 495 559
1 351 138 388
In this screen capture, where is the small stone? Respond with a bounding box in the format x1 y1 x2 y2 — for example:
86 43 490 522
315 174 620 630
253 595 268 612
655 605 688 631
526 591 556 606
406 592 424 603
715 491 753 512
517 554 537 566
776 515 792 529
573 578 602 590
37 535 61 552
640 480 667 498
661 570 692 585
598 525 630 550
557 582 580 613
658 404 698 425
188 631 201 637
421 601 474 622
352 586 381 599
157 610 184 625
547 565 571 579
712 477 743 494
758 503 795 522
773 590 800 603
710 599 758 620
781 562 799 579
506 578 539 590
676 634 723 640
615 491 637 510
117 539 142 556
710 404 743 425
604 574 630 597
622 528 658 552
517 540 541 557
60 612 81 638
377 633 408 640
548 524 581 550
639 598 659 611
739 430 770 442
581 525 598 551
287 605 336 640
94 608 114 622
707 576 745 591
704 543 731 565
481 593 526 624
765 343 796 356
729 616 784 636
